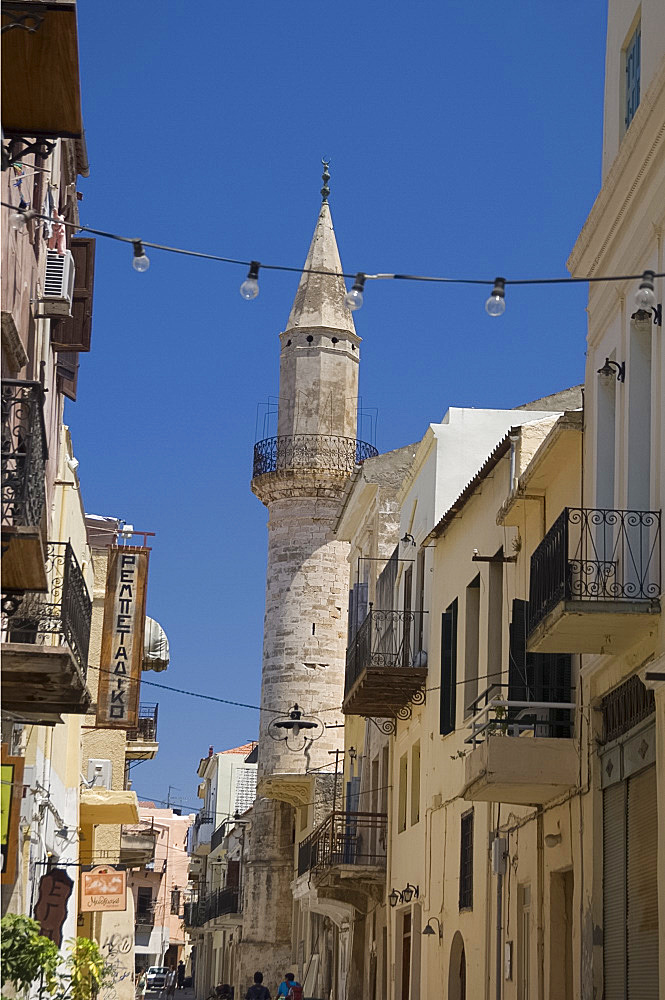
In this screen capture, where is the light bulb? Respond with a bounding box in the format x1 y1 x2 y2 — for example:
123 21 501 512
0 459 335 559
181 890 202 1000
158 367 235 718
344 287 363 311
132 240 150 272
240 261 260 300
345 272 366 311
10 211 28 232
485 277 506 317
635 270 656 310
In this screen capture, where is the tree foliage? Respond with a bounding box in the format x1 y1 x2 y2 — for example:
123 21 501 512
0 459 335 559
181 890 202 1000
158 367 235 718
0 916 111 1000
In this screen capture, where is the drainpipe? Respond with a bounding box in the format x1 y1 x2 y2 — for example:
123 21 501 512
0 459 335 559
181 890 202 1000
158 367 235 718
508 431 520 492
492 837 507 1000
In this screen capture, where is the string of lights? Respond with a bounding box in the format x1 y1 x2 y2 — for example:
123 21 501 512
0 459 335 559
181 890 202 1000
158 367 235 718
3 200 663 317
83 662 343 716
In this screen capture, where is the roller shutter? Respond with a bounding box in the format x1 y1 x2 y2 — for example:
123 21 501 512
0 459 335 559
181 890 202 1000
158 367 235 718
603 782 626 1000
626 765 658 998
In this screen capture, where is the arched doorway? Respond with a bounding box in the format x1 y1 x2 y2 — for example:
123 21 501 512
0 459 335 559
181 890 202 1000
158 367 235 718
448 931 466 1000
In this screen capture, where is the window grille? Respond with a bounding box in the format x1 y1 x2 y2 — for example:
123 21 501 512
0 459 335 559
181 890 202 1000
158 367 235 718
459 810 474 909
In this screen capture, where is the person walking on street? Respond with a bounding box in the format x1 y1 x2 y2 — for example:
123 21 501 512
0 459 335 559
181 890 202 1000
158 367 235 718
245 972 270 1000
136 970 147 1000
177 962 186 991
277 974 299 999
166 968 177 999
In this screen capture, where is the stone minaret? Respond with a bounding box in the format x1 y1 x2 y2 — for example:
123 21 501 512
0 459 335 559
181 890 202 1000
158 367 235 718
238 180 366 989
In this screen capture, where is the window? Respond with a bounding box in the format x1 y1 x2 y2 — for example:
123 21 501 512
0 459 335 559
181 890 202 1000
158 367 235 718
398 753 408 833
464 575 480 714
170 889 181 915
137 886 152 918
518 884 531 1000
440 599 458 735
624 21 641 131
487 551 503 690
410 742 420 826
459 810 473 910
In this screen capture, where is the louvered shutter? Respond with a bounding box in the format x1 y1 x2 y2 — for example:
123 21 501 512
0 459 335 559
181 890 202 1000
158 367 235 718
51 237 95 352
226 859 240 888
56 351 79 401
603 781 627 1000
440 601 458 735
508 599 528 701
627 765 658 998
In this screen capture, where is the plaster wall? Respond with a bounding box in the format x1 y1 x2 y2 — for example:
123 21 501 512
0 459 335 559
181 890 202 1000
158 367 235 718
601 0 665 178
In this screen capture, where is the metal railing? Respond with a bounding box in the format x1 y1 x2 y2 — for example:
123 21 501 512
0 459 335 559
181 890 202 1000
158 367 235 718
345 607 428 695
2 542 92 676
464 684 575 747
297 810 388 877
2 379 48 529
126 703 159 743
185 887 240 926
528 507 661 635
252 434 378 478
210 821 227 853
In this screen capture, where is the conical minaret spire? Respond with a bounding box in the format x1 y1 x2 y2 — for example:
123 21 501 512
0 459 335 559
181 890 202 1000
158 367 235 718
285 193 356 335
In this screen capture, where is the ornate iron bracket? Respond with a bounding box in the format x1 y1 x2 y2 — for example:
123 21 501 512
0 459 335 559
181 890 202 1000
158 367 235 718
1 11 44 34
2 136 56 171
366 687 426 736
268 703 324 752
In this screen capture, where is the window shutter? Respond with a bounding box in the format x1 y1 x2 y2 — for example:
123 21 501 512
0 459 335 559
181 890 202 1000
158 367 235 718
226 859 240 888
51 237 96 352
440 601 458 735
56 351 79 401
508 598 529 701
626 765 658 998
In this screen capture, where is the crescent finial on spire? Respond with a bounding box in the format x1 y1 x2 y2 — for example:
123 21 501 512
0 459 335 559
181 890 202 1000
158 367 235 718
321 158 331 203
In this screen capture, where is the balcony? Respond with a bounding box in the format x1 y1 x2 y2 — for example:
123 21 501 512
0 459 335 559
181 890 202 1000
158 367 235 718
463 686 577 806
126 704 159 760
527 508 661 654
120 823 157 867
2 380 48 591
184 888 240 927
135 907 155 931
298 811 387 880
189 812 215 855
2 541 92 722
251 434 378 500
342 609 427 719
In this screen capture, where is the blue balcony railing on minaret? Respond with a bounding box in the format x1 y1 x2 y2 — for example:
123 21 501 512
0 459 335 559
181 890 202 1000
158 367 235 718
252 434 378 479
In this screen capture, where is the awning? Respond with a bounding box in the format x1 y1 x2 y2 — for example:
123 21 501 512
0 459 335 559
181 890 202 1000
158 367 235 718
143 616 170 672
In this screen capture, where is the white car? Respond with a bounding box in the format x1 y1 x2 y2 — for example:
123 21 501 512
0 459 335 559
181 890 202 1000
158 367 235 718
146 967 169 991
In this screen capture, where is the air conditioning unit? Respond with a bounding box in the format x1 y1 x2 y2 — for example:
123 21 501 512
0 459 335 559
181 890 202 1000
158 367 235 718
87 759 112 789
41 250 75 316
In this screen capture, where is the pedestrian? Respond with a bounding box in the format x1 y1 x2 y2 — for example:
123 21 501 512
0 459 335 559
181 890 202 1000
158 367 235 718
276 974 297 999
166 968 177 999
136 970 147 1000
245 972 270 1000
286 977 302 1000
177 962 186 991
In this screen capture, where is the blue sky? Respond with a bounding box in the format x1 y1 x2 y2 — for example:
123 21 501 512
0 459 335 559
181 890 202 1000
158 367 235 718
73 0 607 810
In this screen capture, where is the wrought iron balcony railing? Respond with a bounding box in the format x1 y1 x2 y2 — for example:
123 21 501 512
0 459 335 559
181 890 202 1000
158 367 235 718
345 607 428 696
2 379 48 530
528 507 661 636
127 703 159 743
298 810 388 877
2 542 92 676
464 684 575 747
185 887 240 926
252 434 378 478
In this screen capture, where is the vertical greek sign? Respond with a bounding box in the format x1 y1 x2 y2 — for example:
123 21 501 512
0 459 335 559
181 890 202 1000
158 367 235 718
97 546 149 728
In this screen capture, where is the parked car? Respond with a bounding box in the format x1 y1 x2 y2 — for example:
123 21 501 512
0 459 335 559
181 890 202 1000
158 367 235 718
147 967 169 990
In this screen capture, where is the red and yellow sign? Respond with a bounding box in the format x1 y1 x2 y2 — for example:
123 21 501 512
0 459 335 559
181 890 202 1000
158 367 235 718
81 865 127 912
96 546 149 728
1 744 24 884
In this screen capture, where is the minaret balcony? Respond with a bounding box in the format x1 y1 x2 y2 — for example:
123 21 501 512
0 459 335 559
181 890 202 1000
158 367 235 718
343 608 428 719
252 433 378 479
527 507 661 655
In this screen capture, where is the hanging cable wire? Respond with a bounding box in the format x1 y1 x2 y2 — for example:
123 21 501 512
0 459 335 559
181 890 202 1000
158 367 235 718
3 201 663 300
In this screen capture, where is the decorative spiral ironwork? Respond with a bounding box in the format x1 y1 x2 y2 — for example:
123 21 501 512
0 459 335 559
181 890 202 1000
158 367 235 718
252 434 378 479
529 507 661 637
2 380 47 529
411 688 426 706
267 703 324 752
367 717 396 736
396 705 412 722
1 542 91 676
